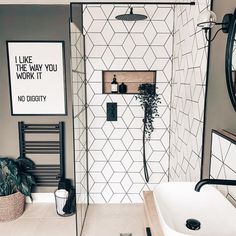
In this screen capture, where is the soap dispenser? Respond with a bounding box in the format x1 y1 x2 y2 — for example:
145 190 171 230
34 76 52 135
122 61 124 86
119 82 127 94
111 75 118 93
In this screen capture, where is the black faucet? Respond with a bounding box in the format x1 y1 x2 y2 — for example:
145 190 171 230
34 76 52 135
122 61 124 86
195 178 236 192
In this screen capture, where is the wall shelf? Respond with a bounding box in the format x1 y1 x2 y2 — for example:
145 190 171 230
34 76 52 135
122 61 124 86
102 70 156 94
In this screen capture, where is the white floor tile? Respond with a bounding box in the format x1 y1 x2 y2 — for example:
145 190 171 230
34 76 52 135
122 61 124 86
82 204 145 236
0 203 145 236
0 203 76 236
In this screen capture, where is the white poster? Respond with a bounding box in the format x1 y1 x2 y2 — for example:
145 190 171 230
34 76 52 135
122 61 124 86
7 41 66 115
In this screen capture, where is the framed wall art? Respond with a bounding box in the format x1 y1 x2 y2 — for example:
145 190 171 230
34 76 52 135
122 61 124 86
7 41 67 115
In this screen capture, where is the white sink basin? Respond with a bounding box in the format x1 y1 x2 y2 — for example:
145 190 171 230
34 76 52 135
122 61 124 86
153 182 236 236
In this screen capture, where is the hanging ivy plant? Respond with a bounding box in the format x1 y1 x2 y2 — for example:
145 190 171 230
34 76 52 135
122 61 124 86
135 83 161 183
135 83 161 140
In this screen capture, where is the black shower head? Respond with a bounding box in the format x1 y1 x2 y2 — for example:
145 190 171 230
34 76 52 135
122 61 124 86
115 7 147 21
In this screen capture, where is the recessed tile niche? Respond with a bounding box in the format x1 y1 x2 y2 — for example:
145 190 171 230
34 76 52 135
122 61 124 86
102 71 156 94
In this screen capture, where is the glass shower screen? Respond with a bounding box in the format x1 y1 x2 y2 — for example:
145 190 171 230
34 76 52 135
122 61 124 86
70 22 88 235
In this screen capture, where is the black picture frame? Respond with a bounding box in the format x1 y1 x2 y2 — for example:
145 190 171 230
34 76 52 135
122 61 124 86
209 129 236 178
6 40 67 116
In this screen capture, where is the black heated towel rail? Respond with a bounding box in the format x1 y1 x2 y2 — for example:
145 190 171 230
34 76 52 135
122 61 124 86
18 121 65 187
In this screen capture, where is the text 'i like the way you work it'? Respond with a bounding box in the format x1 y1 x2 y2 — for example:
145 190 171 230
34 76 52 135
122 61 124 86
15 55 58 103
15 56 58 80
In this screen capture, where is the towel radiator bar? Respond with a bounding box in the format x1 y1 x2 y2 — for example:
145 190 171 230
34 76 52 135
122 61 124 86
18 121 65 187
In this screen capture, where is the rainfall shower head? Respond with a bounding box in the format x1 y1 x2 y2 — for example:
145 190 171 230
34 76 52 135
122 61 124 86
115 7 147 21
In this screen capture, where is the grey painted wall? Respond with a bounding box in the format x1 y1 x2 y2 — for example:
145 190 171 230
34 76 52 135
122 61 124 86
203 0 236 178
0 5 74 192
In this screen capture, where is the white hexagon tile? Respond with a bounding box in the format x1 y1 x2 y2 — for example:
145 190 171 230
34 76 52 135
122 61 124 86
83 4 172 203
72 0 211 204
169 0 211 182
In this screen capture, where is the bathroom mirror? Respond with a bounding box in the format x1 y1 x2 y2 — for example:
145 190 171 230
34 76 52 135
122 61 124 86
226 8 236 111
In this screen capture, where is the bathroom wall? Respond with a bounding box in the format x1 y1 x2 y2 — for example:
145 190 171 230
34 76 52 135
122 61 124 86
83 4 173 203
0 5 74 192
169 0 211 181
203 0 236 179
210 131 236 206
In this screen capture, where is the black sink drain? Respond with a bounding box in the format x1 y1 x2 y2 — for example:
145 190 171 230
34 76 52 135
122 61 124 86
186 219 201 230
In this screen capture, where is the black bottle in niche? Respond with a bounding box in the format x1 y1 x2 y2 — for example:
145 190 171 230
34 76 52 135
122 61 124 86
111 75 118 93
119 82 127 94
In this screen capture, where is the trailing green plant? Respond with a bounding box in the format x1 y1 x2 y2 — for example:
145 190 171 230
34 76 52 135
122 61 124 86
135 83 161 140
135 83 161 183
0 156 35 198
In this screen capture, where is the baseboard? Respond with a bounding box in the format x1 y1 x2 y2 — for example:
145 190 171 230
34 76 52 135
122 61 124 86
26 193 55 203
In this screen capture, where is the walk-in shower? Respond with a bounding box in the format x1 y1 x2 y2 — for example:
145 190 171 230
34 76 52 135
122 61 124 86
69 1 212 235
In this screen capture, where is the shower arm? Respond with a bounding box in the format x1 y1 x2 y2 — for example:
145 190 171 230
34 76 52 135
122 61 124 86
80 2 195 5
130 7 133 14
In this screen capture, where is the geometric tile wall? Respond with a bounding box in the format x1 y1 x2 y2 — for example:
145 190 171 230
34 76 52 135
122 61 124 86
210 131 236 207
169 0 211 181
83 4 173 203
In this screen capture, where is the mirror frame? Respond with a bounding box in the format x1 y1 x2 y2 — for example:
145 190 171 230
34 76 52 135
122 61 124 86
225 8 236 111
